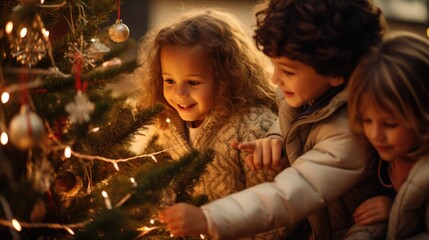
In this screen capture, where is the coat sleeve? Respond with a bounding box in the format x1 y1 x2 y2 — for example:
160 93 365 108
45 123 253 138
201 115 372 240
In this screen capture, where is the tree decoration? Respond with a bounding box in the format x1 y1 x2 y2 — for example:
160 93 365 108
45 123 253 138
65 56 94 124
108 0 130 43
65 91 95 124
8 105 45 150
4 1 50 66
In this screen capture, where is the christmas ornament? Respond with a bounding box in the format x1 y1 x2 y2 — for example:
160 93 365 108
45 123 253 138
5 3 50 66
8 105 45 150
65 91 95 124
108 0 130 43
108 19 130 43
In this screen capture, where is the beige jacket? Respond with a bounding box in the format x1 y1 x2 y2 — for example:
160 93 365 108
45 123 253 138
201 89 382 240
387 155 429 239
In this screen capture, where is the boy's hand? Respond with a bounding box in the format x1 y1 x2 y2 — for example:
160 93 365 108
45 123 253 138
158 203 208 237
353 195 393 225
231 138 283 170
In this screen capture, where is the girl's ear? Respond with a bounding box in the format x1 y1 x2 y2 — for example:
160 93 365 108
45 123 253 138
329 76 345 87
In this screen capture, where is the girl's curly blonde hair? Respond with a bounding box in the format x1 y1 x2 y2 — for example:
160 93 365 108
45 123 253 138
134 8 276 123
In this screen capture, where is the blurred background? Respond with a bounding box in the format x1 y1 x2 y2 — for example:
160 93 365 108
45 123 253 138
116 0 429 44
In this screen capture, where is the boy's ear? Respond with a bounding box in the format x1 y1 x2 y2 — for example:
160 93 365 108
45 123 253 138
329 76 345 87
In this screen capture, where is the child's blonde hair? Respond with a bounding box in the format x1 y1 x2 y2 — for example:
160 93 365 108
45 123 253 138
135 8 276 121
348 31 429 158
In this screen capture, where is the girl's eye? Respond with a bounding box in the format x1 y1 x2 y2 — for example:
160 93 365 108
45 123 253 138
383 122 398 128
164 79 175 84
188 80 200 86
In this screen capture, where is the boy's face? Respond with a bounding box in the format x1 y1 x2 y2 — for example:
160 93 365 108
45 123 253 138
359 95 418 163
161 44 215 128
271 56 344 107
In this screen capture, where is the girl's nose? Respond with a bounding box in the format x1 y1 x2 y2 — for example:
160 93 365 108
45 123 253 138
369 124 384 141
175 84 189 97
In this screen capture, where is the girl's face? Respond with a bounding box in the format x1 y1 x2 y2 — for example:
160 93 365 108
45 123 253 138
161 45 215 128
270 56 344 107
359 95 419 162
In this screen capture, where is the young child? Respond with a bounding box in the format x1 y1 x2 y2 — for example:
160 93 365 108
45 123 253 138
159 0 386 239
135 8 288 239
345 32 429 239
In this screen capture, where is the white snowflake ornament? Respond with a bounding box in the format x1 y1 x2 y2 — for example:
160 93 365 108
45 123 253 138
65 91 95 124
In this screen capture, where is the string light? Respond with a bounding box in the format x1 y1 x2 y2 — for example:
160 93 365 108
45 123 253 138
150 219 155 225
1 92 9 103
113 162 119 171
1 132 8 145
150 155 157 162
19 27 27 38
90 127 100 132
200 234 206 239
5 22 13 34
130 177 137 187
65 226 75 235
101 191 112 209
166 118 171 123
11 219 21 231
64 146 72 158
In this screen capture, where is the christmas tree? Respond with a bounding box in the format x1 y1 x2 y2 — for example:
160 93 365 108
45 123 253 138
0 0 212 239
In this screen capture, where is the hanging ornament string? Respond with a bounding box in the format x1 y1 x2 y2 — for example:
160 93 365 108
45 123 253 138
108 0 130 43
65 55 94 124
73 55 87 92
116 0 121 21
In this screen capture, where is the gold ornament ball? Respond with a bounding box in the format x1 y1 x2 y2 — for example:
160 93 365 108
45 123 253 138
108 19 130 43
9 107 45 150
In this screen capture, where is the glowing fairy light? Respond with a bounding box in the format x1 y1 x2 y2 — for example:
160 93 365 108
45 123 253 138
113 162 119 171
5 21 13 34
91 127 100 132
64 146 72 158
1 92 10 103
150 219 155 224
150 155 157 163
65 226 75 235
20 27 27 38
200 234 206 239
166 118 171 123
40 0 45 3
1 132 8 145
41 28 49 40
130 177 137 187
101 191 112 209
11 219 21 231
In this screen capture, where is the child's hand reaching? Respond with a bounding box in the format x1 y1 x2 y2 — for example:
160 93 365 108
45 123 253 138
353 195 393 225
231 138 283 171
158 203 208 237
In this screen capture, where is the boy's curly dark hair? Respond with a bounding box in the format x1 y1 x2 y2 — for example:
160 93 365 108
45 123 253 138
254 0 385 79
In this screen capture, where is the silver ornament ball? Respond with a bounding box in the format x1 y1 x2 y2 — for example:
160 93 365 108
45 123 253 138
108 19 130 43
9 107 45 150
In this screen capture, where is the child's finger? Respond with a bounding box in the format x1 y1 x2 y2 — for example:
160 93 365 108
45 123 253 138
245 155 256 171
237 142 256 153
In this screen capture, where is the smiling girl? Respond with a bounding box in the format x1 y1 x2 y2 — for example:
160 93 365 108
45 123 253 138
134 8 287 239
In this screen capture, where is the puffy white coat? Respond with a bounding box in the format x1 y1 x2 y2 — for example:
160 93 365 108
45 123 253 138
201 89 382 239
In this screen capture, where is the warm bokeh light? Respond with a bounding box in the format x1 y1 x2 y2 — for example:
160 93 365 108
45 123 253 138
1 92 9 103
1 132 8 145
20 27 27 38
5 21 13 34
64 146 72 158
12 219 21 231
